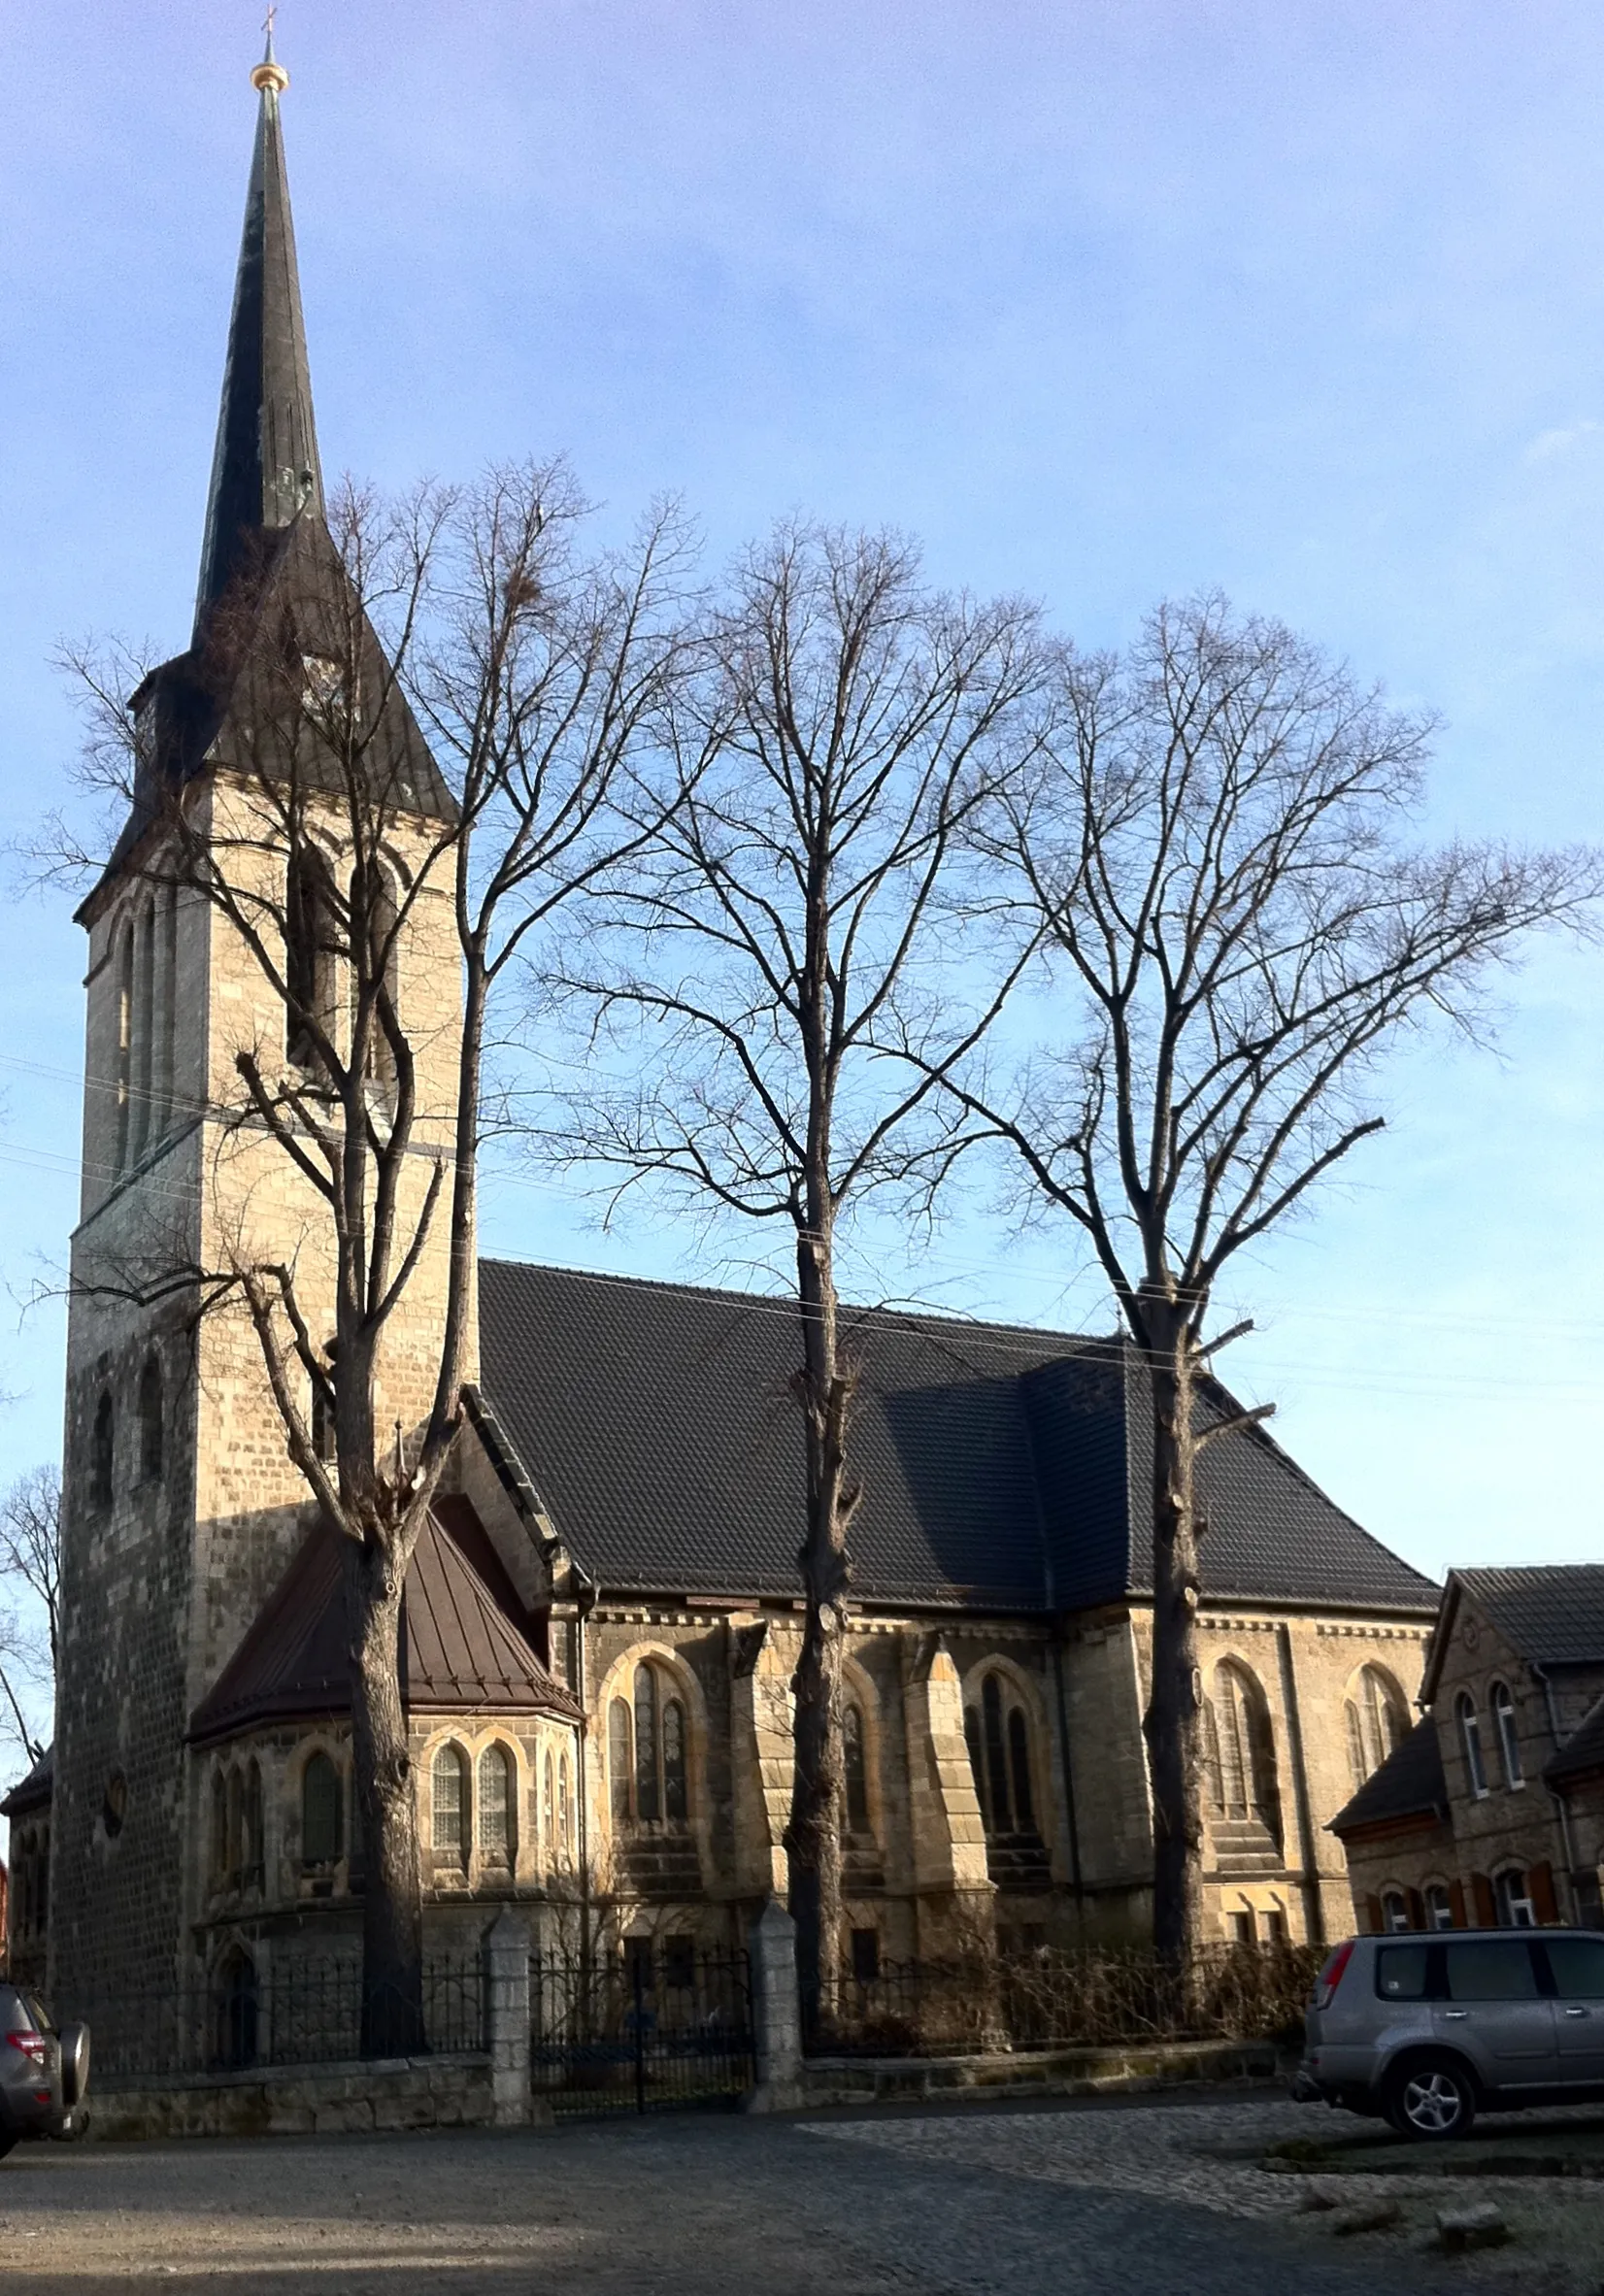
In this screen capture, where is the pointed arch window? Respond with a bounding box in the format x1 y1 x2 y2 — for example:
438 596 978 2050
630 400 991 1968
1457 1692 1487 1797
964 1673 1041 1838
1344 1665 1409 1790
285 846 340 1073
477 1744 515 1862
431 1743 468 1866
115 922 134 1172
351 857 400 1095
557 1753 572 1868
1490 1681 1523 1789
843 1701 871 1836
137 1353 164 1485
89 1389 115 1511
133 898 155 1162
1207 1662 1282 1848
613 1661 691 1829
543 1749 555 1867
301 1751 343 1867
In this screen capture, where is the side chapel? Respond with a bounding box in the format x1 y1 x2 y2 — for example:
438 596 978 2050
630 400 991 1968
9 47 1442 2008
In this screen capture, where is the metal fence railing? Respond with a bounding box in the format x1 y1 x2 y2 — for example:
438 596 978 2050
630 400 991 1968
807 1941 1322 2059
54 1953 487 2080
530 1945 753 2117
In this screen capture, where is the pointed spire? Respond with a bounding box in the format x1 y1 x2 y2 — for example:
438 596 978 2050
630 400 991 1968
193 24 323 641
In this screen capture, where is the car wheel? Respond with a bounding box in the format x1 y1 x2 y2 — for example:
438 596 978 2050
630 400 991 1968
0 2131 17 2163
1385 2055 1477 2141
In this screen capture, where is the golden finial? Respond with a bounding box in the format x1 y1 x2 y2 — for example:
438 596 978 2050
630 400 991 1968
251 9 289 96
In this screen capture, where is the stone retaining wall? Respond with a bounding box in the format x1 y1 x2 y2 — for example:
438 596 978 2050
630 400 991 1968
85 2050 500 2142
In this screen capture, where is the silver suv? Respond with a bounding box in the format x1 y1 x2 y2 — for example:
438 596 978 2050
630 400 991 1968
1297 1928 1604 2139
0 1985 88 2156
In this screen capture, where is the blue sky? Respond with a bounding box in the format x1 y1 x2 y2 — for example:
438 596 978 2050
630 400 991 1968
2 1 1602 1589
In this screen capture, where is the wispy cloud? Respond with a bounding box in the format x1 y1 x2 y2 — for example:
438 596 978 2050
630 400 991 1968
1523 418 1602 462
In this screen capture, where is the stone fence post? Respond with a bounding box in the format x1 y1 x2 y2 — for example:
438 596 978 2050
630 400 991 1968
747 1896 803 2112
485 1909 531 2126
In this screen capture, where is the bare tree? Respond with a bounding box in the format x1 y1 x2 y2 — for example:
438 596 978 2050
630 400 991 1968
58 465 689 2046
945 593 1602 1961
552 521 1044 2016
0 1467 59 1765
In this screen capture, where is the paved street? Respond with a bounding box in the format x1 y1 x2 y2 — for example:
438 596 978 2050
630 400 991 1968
0 2092 1520 2294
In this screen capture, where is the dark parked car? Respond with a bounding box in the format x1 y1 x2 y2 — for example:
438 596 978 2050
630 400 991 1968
0 1984 88 2154
1297 1927 1604 2138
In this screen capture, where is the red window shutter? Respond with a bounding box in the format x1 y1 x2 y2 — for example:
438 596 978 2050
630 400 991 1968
1471 1872 1496 1927
1530 1861 1559 1924
1406 1887 1426 1931
1364 1893 1385 1935
1449 1879 1468 1929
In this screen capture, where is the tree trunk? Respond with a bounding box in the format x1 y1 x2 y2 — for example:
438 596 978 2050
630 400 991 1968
343 1529 426 2056
1139 1309 1207 1973
785 1227 853 2033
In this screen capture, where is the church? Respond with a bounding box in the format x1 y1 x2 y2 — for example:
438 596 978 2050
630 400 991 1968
12 47 1441 2014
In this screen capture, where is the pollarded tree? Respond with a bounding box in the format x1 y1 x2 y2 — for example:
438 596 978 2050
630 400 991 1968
945 592 1602 1962
551 520 1044 2018
58 464 690 2047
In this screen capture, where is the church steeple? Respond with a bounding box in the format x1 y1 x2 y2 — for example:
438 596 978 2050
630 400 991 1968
193 26 323 640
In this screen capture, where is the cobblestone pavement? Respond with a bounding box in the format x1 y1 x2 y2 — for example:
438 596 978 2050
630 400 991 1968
0 2090 1494 2295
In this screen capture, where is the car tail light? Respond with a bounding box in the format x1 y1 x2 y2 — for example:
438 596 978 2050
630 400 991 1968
6 2031 47 2067
1313 1939 1355 2011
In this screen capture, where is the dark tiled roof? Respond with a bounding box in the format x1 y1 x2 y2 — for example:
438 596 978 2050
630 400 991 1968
1548 1690 1604 1786
189 1504 582 1746
1329 1716 1447 1836
1454 1568 1604 1669
0 1744 52 1819
476 1260 1438 1617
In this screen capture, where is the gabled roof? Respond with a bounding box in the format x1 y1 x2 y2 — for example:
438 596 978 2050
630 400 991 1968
1328 1715 1448 1837
188 1502 582 1747
476 1259 1439 1617
0 1744 52 1820
1420 1566 1604 1705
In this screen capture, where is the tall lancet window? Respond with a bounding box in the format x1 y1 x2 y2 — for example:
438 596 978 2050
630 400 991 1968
115 923 134 1173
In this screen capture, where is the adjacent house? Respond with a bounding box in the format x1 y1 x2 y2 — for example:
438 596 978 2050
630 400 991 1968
1332 1566 1604 1931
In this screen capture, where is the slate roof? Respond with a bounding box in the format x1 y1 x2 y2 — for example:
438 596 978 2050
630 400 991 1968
188 1501 582 1746
194 50 323 636
476 1260 1439 1618
1328 1716 1447 1837
0 1744 52 1820
1454 1568 1604 1669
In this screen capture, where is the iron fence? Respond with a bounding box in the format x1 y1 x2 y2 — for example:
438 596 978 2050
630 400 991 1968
55 1953 486 2080
530 1944 753 2117
809 1940 1323 2058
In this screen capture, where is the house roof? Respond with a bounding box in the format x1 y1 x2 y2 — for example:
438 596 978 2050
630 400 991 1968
1328 1715 1448 1837
476 1259 1439 1618
188 1500 582 1746
1420 1566 1604 1705
0 1744 52 1820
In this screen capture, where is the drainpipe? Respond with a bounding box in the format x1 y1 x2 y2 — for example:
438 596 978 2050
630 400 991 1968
574 1576 596 1977
1533 1661 1582 1921
1275 1622 1323 1947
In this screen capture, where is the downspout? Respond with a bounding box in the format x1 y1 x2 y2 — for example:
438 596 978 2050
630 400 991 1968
1533 1661 1582 1921
574 1574 596 1975
1275 1621 1324 1947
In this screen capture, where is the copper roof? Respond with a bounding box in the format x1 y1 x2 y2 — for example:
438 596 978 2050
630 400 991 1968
188 1500 582 1747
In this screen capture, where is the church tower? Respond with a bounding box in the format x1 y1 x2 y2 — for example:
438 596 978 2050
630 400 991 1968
53 39 466 2000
